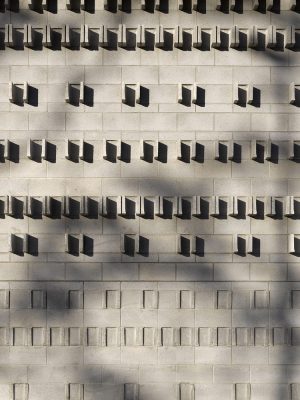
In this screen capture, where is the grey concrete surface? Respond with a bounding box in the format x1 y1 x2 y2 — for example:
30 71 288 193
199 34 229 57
0 0 299 399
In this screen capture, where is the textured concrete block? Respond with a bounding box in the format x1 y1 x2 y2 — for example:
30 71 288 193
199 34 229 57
12 384 29 400
235 383 251 400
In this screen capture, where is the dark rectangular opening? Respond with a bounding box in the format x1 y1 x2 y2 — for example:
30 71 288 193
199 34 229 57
124 198 136 219
27 235 38 256
68 198 80 219
163 31 173 50
256 200 265 219
144 30 155 50
143 142 154 162
124 86 136 107
11 235 23 256
139 236 149 256
162 198 173 219
30 141 42 163
252 237 261 257
180 142 191 163
218 199 228 219
121 0 131 12
195 236 204 256
83 235 93 256
255 143 265 163
194 142 204 162
106 198 118 219
196 0 206 12
68 235 79 256
158 0 168 12
124 235 135 256
157 142 168 163
294 200 300 219
199 198 209 219
181 198 192 219
126 30 136 49
182 30 192 50
144 198 155 219
120 142 131 163
30 198 43 219
180 236 190 256
294 143 300 161
181 86 192 107
218 0 229 13
107 30 118 50
86 197 98 219
49 198 62 219
144 0 155 12
105 0 118 12
237 199 246 219
105 141 118 163
217 142 228 163
232 143 242 163
181 0 192 13
12 197 24 219
237 236 246 256
68 0 81 12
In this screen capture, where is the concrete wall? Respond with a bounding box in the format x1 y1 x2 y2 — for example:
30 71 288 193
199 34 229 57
0 0 299 399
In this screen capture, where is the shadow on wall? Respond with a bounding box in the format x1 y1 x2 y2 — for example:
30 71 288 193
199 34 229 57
0 1 299 400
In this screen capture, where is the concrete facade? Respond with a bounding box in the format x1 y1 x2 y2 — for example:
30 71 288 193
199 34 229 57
0 0 299 399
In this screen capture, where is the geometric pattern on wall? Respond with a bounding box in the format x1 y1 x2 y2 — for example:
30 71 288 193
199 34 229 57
0 0 299 399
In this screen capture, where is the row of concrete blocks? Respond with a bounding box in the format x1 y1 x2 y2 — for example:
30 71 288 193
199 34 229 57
2 24 300 52
1 326 300 347
0 382 256 400
6 138 300 163
7 81 300 109
3 0 299 14
2 0 300 13
6 232 300 257
0 287 290 309
2 195 300 220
